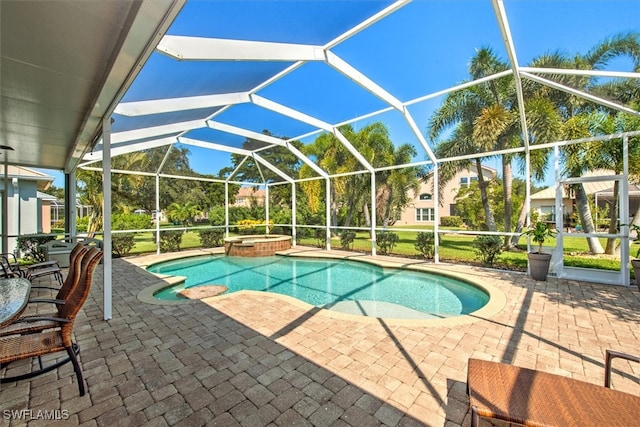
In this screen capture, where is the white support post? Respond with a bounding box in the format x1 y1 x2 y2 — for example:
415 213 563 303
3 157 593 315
621 136 630 286
102 118 113 321
155 174 160 255
65 171 77 240
325 178 331 251
553 146 562 277
2 155 8 254
433 163 440 263
371 172 377 256
265 185 270 235
292 182 297 247
225 181 229 238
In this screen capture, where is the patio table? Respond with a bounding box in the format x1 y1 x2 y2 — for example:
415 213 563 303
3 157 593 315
0 277 31 328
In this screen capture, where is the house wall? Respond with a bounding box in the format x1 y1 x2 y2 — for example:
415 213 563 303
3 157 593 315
41 200 51 233
0 178 42 252
398 167 496 226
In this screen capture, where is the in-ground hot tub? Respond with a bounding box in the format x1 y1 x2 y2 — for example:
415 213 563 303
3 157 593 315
224 234 292 257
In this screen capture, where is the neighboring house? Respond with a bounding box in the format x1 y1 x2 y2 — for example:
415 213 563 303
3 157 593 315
0 166 54 252
234 187 266 207
398 165 498 226
50 198 93 227
530 169 640 226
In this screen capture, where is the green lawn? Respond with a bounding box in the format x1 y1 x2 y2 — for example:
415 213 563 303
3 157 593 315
119 226 629 274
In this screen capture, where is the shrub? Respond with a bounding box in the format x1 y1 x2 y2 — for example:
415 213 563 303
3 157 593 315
112 233 136 257
295 227 310 244
440 216 463 227
376 231 399 255
112 213 151 231
209 206 226 226
159 230 184 252
315 229 326 248
415 231 435 259
199 229 225 248
236 219 272 235
472 235 502 266
76 216 89 233
340 231 356 250
16 234 56 262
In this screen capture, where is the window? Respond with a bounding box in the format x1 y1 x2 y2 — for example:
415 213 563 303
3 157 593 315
415 208 435 222
460 177 469 186
419 193 432 200
540 206 555 221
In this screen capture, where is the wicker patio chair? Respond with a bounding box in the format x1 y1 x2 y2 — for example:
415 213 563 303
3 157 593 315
1 252 65 286
0 247 103 396
0 244 89 337
467 353 640 427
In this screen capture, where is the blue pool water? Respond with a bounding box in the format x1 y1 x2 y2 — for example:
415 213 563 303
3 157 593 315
149 256 489 319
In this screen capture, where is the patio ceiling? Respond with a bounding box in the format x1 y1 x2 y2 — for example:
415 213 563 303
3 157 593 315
0 0 185 172
78 0 640 183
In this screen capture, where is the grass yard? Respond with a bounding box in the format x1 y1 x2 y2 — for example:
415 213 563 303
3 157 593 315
117 225 629 274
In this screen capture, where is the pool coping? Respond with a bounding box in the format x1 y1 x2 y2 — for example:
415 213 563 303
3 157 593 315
133 247 507 327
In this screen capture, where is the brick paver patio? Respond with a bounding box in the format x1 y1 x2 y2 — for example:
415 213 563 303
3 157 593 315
1 248 639 426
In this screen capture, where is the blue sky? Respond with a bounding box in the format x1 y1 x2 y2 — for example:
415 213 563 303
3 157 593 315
45 0 639 188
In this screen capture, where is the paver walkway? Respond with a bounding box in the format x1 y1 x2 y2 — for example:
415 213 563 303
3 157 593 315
1 248 639 426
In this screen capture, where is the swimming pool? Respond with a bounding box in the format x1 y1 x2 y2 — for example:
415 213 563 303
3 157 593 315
149 255 489 319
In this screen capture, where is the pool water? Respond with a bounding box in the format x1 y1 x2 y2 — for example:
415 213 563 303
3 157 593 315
149 256 489 319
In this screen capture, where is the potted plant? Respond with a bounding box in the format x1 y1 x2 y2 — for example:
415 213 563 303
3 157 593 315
628 224 640 285
522 221 557 281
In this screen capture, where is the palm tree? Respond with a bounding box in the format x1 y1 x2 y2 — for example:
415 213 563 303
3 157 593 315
429 47 520 235
300 122 396 233
166 201 201 226
377 144 420 227
528 32 640 253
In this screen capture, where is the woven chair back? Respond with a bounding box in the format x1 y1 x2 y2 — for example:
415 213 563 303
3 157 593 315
58 247 103 323
55 244 89 302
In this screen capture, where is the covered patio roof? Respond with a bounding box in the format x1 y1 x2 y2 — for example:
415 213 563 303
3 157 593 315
0 0 185 172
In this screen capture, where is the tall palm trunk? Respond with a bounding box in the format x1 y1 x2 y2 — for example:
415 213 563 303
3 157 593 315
502 156 513 247
363 200 374 240
605 181 619 255
476 159 497 231
574 184 605 254
510 199 528 247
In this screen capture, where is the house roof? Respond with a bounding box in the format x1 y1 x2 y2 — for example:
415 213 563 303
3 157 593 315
37 191 58 201
237 187 266 198
3 166 54 191
531 170 631 200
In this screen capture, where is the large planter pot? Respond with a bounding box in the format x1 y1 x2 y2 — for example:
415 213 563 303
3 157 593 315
528 252 552 281
631 259 640 286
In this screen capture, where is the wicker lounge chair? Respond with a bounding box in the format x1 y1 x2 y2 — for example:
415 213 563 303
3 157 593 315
467 353 640 427
1 252 64 286
0 247 103 396
0 244 89 337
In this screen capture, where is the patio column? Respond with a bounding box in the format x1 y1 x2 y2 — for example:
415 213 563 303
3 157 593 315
2 155 7 254
102 118 113 320
64 171 77 240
